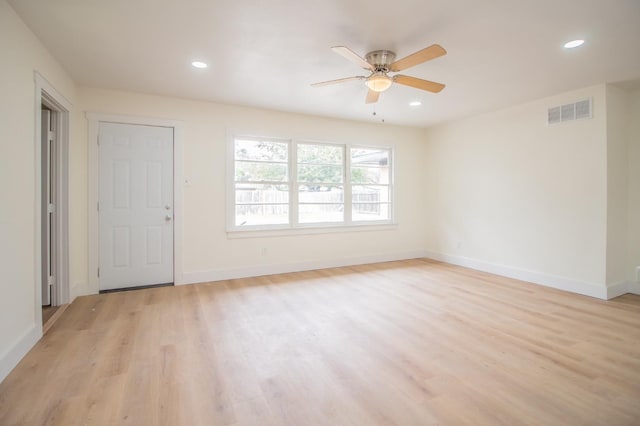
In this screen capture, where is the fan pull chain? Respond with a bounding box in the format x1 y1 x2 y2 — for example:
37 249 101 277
372 107 385 123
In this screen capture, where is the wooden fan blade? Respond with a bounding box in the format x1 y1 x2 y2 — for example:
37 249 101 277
365 89 380 104
394 75 445 93
311 76 364 87
390 44 446 72
331 46 375 71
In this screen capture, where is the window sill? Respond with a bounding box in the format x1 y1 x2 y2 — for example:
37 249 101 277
226 222 398 239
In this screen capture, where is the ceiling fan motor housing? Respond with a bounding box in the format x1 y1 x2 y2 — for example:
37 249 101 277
365 50 396 71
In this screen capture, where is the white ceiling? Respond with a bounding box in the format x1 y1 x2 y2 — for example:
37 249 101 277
9 0 640 128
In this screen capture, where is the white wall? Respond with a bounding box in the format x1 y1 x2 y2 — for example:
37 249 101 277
628 89 640 286
605 85 631 286
0 0 76 380
423 85 609 297
71 87 429 296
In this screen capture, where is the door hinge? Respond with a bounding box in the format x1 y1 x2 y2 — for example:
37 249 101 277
47 276 55 286
97 267 100 278
48 203 55 213
48 131 55 142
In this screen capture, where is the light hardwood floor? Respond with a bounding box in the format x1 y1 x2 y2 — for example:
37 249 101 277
1 259 639 425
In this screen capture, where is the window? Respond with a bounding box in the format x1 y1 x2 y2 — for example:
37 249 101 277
351 147 391 222
234 137 289 227
230 136 393 231
297 143 344 224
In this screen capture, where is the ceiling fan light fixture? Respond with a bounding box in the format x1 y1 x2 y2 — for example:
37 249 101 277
366 73 393 92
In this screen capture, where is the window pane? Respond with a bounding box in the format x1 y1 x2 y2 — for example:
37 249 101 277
235 184 289 226
297 164 343 184
235 161 288 182
350 148 390 184
351 148 389 166
235 139 288 162
298 186 343 203
299 204 344 223
352 203 390 222
298 144 342 164
235 204 289 226
352 185 390 203
351 166 391 184
235 184 289 204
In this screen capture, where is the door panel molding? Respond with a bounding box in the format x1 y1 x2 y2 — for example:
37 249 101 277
87 113 184 295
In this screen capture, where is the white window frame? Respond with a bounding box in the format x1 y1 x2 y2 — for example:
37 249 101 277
349 144 394 226
229 135 293 231
227 134 395 235
296 140 346 227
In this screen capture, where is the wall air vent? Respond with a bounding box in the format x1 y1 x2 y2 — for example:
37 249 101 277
575 99 591 119
548 106 561 125
561 103 575 121
547 98 592 125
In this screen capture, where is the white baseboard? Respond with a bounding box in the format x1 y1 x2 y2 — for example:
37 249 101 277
628 281 640 295
423 250 609 299
181 249 622 300
70 282 94 299
606 281 634 299
0 324 41 384
180 250 428 285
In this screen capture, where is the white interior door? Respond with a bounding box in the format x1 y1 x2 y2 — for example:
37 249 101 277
41 109 55 305
99 122 174 291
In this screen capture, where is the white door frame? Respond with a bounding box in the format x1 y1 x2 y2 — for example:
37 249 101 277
34 72 71 328
87 113 184 293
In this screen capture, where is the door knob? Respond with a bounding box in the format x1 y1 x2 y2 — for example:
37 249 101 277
165 205 171 210
165 215 172 221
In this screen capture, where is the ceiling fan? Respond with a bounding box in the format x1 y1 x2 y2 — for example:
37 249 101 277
311 44 447 104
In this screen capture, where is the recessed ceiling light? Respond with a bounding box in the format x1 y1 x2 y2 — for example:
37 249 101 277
563 39 585 49
409 101 422 107
191 61 208 69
